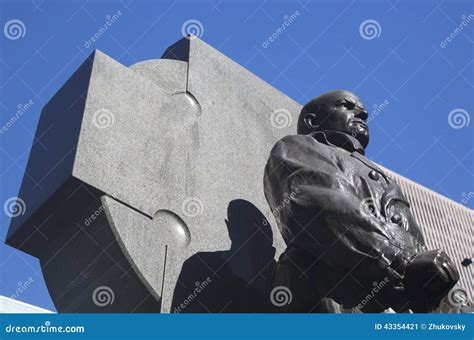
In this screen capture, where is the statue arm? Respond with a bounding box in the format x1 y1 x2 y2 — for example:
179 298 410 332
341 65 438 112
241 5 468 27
264 137 404 281
288 175 404 277
265 135 459 311
286 163 458 312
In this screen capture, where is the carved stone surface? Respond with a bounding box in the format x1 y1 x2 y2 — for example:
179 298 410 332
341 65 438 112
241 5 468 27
6 36 300 313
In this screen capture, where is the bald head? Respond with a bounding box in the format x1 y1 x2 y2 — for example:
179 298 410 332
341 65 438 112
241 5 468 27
297 90 369 148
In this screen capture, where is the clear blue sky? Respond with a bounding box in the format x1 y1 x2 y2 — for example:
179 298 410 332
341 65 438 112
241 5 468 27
0 0 472 311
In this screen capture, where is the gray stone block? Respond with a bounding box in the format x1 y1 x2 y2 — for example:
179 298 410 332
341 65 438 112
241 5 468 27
6 36 301 313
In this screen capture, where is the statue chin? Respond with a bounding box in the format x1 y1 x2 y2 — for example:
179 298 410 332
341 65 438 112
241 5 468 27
351 128 369 149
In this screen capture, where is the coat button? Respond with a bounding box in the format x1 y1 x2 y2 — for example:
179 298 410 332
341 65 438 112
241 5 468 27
391 214 402 224
369 170 380 180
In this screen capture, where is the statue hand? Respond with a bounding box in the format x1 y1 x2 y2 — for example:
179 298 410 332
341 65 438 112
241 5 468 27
403 249 459 312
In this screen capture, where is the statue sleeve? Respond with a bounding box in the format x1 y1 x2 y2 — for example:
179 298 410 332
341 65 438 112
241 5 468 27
264 135 408 282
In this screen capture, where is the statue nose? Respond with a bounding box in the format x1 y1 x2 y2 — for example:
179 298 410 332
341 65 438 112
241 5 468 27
356 109 368 120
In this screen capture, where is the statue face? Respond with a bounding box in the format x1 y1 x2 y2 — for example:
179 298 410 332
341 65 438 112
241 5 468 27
303 90 369 148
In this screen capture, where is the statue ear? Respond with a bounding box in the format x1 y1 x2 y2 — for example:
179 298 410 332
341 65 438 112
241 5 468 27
304 113 319 129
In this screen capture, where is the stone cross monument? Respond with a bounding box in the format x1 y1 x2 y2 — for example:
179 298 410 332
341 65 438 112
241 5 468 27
6 36 299 313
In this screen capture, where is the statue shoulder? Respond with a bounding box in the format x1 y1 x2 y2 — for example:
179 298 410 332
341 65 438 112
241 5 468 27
271 134 329 155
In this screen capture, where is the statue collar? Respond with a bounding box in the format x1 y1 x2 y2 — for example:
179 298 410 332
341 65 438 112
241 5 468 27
311 130 365 155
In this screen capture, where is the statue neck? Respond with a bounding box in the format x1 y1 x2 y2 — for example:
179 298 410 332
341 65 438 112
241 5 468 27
311 130 365 155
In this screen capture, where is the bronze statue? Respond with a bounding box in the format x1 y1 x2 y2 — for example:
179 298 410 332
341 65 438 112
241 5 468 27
264 90 459 313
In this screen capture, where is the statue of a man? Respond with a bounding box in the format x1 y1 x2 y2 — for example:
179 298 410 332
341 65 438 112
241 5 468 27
264 90 459 312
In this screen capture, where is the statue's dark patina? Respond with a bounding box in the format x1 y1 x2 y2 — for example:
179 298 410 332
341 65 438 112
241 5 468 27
264 90 459 313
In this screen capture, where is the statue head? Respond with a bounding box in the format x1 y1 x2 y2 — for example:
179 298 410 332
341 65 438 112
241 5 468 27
297 90 369 148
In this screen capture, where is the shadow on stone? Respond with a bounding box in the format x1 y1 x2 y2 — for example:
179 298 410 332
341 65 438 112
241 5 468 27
171 199 276 313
